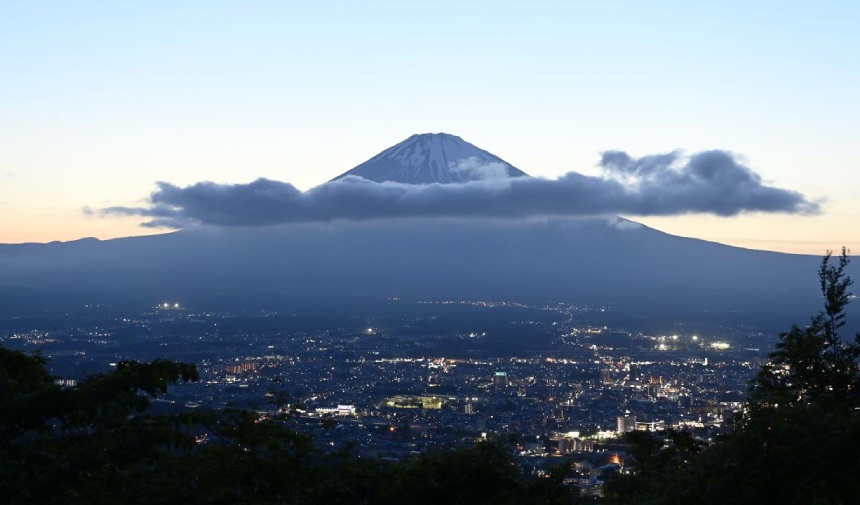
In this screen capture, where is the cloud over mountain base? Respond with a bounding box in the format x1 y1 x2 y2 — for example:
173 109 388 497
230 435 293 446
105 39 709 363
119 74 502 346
99 149 819 228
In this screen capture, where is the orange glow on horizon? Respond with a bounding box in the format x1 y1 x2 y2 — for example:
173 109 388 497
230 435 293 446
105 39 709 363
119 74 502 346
0 208 854 256
0 213 171 244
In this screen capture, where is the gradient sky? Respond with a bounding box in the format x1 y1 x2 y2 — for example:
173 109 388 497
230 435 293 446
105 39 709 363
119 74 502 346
1 1 857 254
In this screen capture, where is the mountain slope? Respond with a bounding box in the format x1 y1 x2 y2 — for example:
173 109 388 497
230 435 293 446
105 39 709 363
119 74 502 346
331 133 528 184
0 217 831 326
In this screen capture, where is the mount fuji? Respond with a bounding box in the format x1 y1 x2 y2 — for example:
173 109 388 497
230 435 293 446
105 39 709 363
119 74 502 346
0 134 840 325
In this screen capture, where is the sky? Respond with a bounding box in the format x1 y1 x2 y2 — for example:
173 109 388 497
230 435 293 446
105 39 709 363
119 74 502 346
1 0 858 254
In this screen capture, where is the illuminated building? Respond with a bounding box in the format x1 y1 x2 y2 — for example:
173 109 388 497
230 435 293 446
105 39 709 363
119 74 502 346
600 369 613 385
617 415 636 433
494 371 508 392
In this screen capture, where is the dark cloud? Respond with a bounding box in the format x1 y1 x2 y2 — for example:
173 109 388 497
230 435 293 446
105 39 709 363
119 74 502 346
101 150 820 228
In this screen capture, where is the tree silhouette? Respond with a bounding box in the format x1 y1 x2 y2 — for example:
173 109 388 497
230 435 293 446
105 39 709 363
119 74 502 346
750 248 860 410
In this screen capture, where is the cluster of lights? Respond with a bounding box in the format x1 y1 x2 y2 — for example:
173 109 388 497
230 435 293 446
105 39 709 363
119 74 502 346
651 334 714 351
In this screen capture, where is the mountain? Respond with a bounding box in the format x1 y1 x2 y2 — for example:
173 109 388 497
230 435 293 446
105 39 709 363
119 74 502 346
0 134 845 327
331 133 528 184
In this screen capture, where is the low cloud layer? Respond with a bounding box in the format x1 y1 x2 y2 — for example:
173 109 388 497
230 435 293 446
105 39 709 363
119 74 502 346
101 150 819 228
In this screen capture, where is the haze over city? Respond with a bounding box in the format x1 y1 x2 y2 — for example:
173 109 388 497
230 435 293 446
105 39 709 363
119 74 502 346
2 1 858 253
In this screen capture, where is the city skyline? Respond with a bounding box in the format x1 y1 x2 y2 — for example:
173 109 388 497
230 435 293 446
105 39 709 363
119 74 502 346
1 1 858 254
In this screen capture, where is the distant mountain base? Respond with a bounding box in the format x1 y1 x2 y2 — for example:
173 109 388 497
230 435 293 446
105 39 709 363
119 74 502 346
0 217 838 329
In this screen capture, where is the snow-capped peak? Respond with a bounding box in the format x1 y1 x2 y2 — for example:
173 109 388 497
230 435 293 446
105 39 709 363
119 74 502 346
331 133 528 184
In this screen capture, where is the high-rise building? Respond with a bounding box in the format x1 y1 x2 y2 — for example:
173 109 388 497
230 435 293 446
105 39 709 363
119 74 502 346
617 415 636 433
494 371 508 392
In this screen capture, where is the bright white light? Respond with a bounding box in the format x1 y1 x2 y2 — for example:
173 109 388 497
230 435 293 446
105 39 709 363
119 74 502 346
710 342 730 350
692 335 698 341
174 303 180 308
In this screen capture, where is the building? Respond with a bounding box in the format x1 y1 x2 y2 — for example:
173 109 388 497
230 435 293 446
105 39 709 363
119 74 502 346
600 369 613 385
617 415 636 433
494 371 508 392
635 420 666 432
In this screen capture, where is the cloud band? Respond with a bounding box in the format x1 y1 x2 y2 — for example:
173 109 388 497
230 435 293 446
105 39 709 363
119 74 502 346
100 150 819 228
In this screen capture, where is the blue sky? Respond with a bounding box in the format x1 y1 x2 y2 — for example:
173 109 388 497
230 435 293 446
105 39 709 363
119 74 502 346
1 1 858 253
